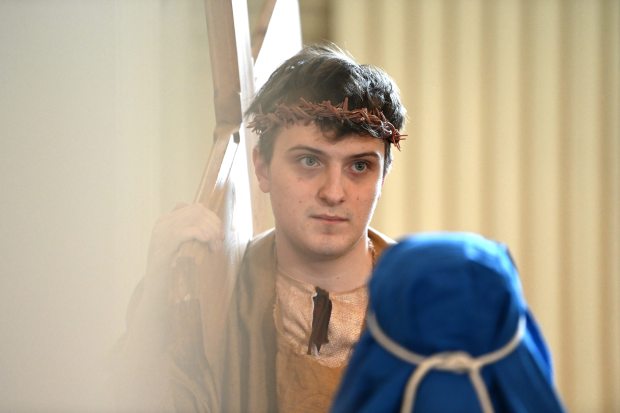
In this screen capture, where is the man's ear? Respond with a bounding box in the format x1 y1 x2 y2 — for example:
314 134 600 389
253 147 271 193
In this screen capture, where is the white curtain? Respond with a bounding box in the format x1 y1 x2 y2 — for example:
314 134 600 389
330 0 619 411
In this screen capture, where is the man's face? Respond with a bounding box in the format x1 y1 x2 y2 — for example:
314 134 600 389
254 123 385 261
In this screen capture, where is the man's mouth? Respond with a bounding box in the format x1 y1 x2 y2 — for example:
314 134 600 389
311 214 348 223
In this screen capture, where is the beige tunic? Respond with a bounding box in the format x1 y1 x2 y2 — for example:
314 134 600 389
274 272 368 412
116 228 394 412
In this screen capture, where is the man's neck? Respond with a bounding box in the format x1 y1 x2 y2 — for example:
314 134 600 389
275 235 374 293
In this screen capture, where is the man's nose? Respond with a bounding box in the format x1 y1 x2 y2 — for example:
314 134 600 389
318 167 346 205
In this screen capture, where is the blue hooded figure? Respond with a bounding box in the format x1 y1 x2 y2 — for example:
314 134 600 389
331 232 566 413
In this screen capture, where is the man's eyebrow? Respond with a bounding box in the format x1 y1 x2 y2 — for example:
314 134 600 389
286 146 382 160
348 151 382 160
286 145 327 155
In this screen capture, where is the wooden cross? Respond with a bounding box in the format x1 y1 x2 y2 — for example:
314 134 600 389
167 0 301 408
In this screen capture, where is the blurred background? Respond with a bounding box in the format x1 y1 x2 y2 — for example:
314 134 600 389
0 0 617 412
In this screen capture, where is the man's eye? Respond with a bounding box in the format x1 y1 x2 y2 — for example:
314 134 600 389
301 156 319 167
352 161 369 172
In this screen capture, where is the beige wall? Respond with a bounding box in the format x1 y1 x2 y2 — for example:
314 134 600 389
0 0 215 410
329 0 619 411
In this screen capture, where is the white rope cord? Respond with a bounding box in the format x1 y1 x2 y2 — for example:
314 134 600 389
366 312 525 413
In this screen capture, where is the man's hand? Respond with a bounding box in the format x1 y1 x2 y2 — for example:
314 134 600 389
121 203 223 353
143 203 224 300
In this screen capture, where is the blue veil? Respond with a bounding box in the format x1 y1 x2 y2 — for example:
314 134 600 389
331 232 566 413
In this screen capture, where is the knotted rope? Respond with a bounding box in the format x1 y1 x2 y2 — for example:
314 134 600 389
366 312 525 413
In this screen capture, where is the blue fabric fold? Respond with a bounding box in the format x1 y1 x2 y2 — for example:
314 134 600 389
331 232 566 413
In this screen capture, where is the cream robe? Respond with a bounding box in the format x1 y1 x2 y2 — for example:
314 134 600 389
114 228 393 412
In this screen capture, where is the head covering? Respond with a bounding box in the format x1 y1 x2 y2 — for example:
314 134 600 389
247 97 405 149
331 232 566 413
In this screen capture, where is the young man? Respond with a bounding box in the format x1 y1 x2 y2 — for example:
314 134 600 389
116 44 406 412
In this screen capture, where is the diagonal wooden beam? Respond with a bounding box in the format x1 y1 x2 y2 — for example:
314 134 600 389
251 0 278 60
167 4 258 405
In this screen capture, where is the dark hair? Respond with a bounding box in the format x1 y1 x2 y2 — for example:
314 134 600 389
246 44 406 175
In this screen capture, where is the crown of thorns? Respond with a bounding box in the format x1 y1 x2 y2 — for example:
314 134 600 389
247 97 404 149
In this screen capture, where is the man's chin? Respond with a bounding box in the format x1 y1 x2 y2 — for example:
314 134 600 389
304 237 356 260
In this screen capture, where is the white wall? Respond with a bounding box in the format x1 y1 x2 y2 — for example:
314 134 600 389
0 1 214 410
